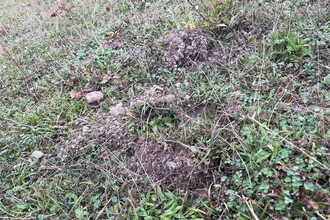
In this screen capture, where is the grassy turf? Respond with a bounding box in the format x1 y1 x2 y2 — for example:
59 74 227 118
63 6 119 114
1 0 330 219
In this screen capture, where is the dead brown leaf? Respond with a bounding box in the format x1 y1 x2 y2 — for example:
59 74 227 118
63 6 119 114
99 151 109 159
75 92 83 99
66 6 74 12
70 90 77 99
101 74 112 84
82 87 96 93
325 116 330 125
113 79 123 86
0 26 10 35
59 3 66 10
230 82 236 90
70 90 83 99
88 103 101 108
66 79 74 86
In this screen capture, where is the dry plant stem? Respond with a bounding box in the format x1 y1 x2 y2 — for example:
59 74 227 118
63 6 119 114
127 191 139 218
166 139 206 155
0 43 33 97
219 135 253 188
272 3 285 32
207 182 213 204
268 84 289 126
242 195 260 220
140 107 156 188
67 195 83 217
95 196 113 220
47 193 67 215
0 205 16 218
245 115 330 171
315 211 327 220
186 0 212 23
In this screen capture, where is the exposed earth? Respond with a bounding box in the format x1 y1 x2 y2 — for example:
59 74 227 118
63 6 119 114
57 83 218 191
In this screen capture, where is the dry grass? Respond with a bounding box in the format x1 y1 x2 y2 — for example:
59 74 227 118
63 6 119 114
1 0 330 219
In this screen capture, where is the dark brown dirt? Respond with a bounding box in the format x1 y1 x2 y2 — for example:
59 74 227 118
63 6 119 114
162 29 223 68
125 137 211 190
161 24 269 69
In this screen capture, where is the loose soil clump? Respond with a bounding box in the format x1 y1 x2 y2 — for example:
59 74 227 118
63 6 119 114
125 137 211 190
162 29 223 68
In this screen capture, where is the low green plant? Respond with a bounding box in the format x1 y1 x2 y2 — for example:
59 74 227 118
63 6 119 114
267 30 312 64
1 0 330 219
188 0 242 28
132 186 206 219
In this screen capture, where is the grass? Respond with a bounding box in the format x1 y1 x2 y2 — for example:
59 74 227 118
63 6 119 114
1 0 330 219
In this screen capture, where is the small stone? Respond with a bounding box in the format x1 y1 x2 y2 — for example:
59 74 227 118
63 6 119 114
167 161 180 169
175 82 181 88
85 91 104 104
31 151 44 159
110 103 126 116
152 85 163 91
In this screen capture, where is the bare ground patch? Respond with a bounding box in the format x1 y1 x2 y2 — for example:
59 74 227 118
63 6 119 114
126 137 212 190
162 29 223 68
161 22 269 69
57 110 214 191
54 83 226 191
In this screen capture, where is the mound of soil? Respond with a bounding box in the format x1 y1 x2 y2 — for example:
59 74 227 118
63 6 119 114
162 29 223 68
126 137 210 190
161 23 269 69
